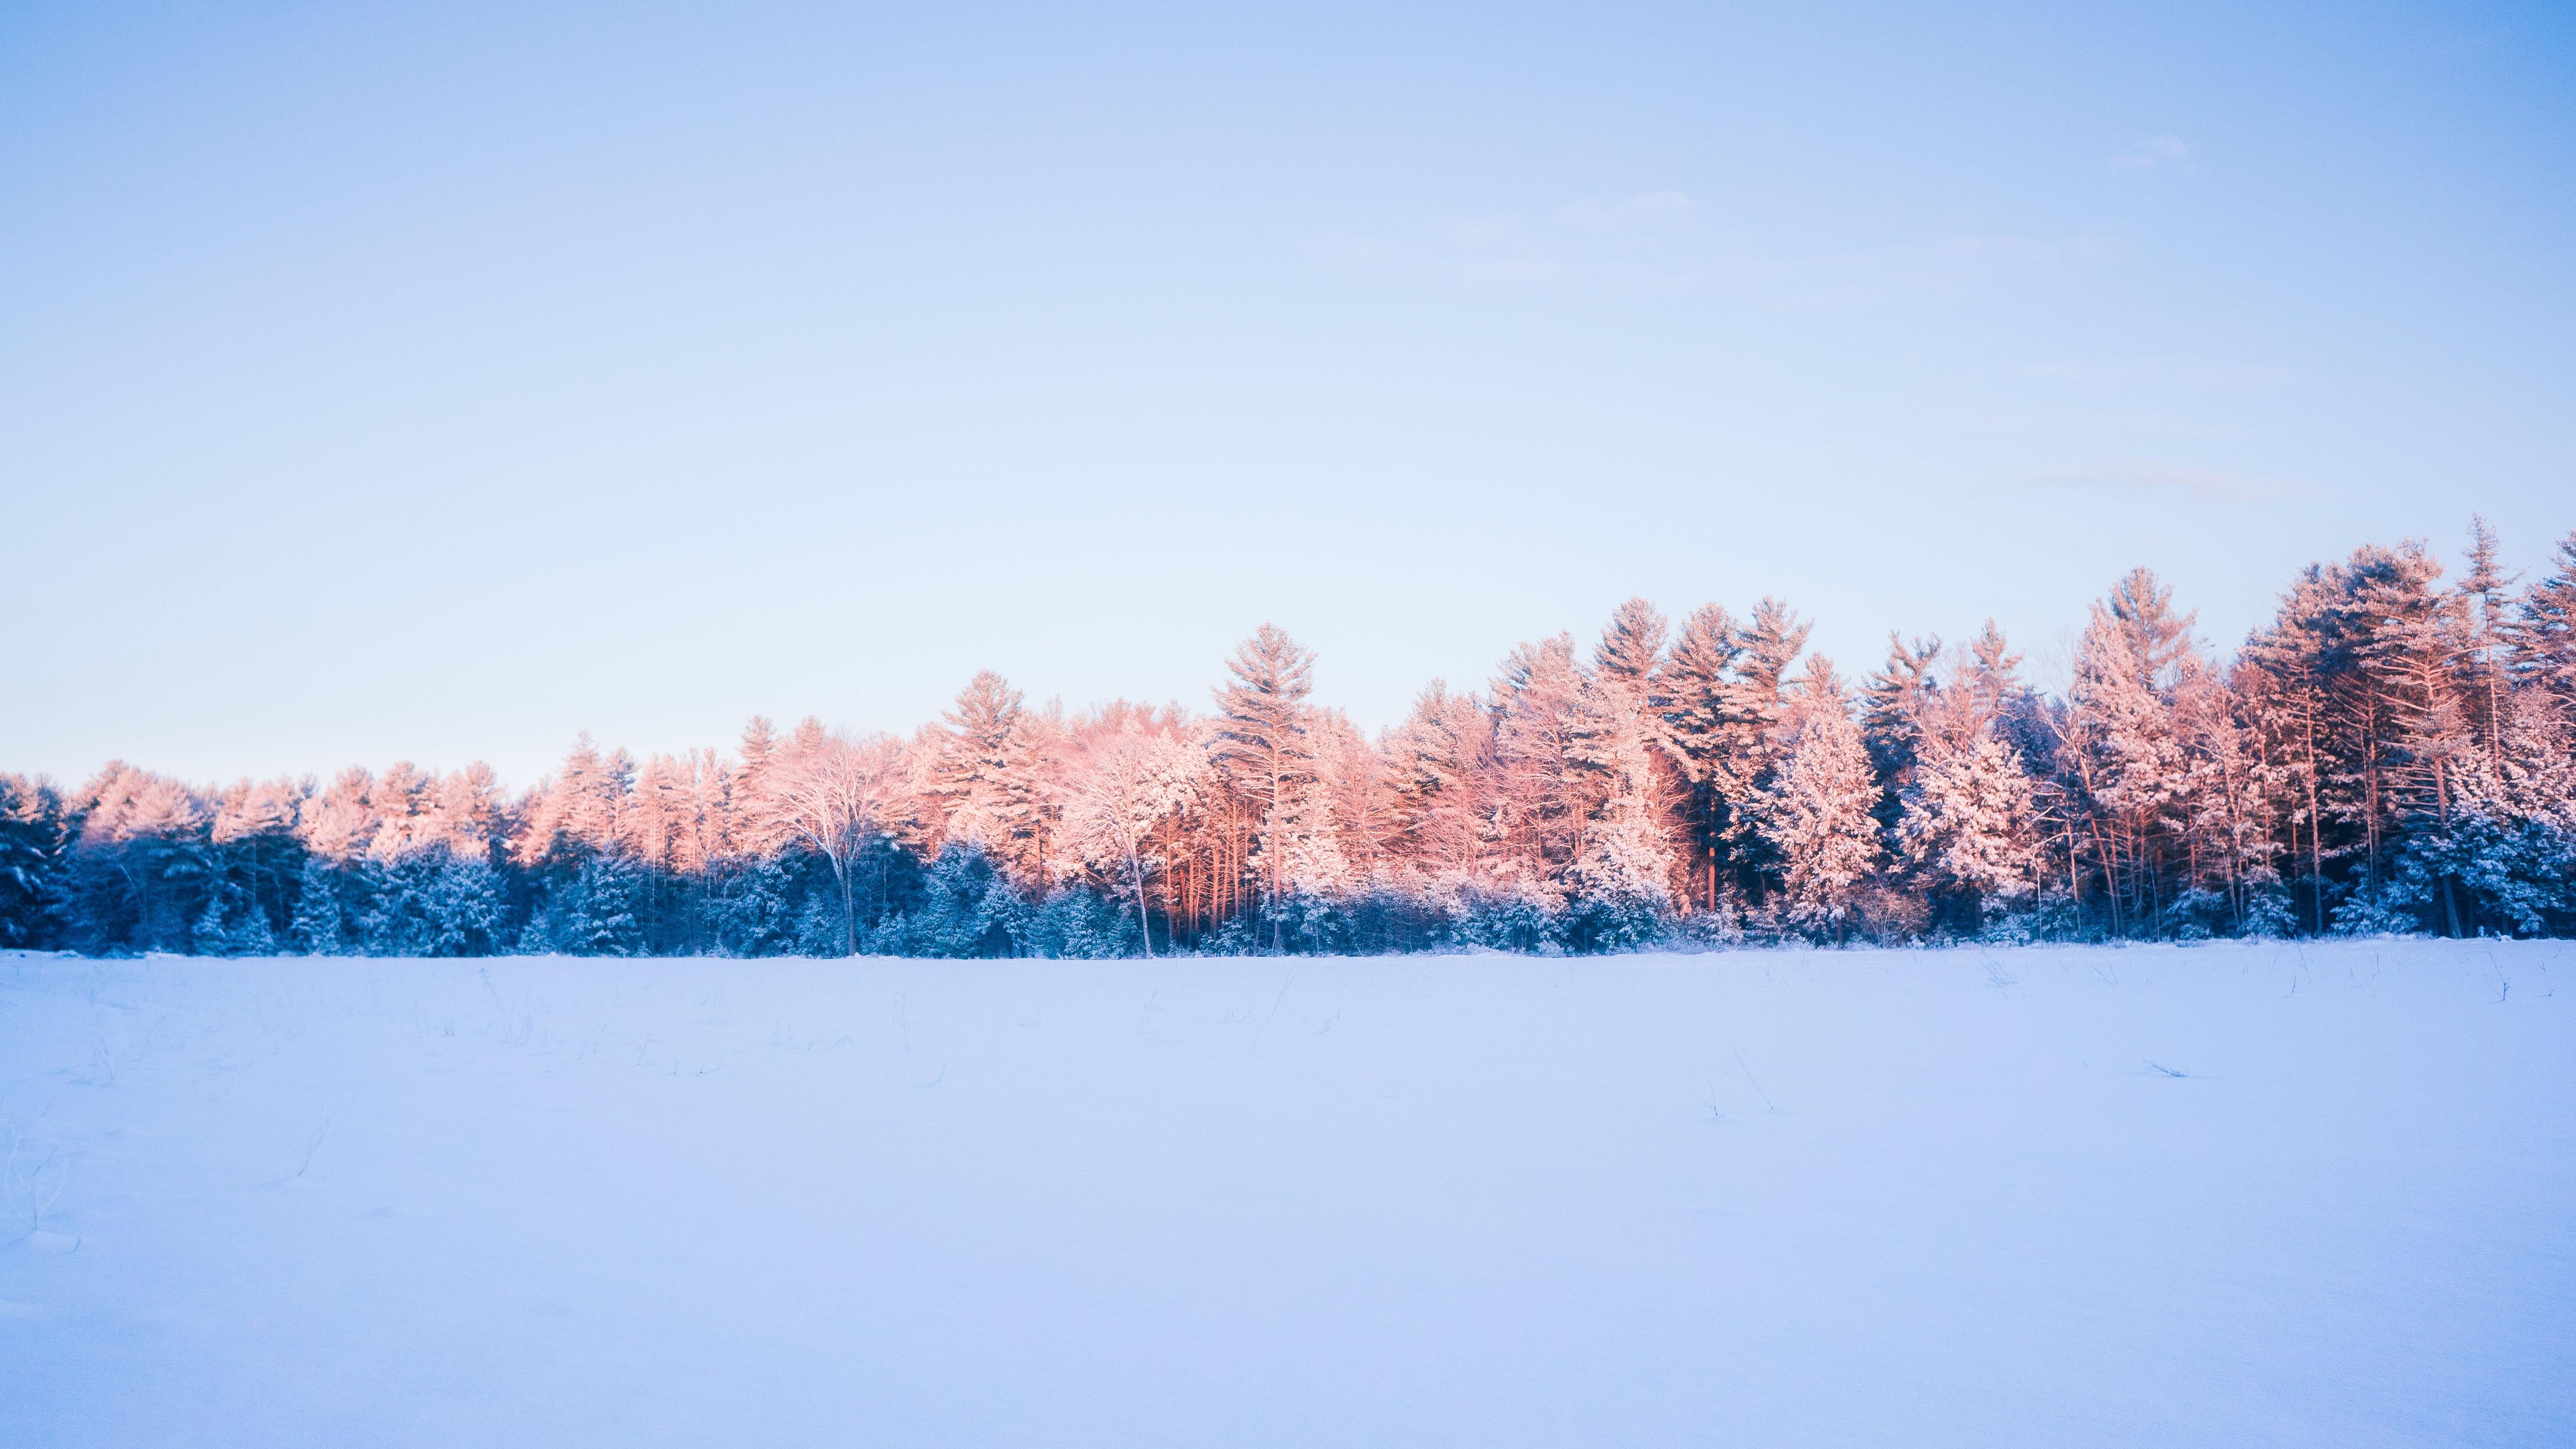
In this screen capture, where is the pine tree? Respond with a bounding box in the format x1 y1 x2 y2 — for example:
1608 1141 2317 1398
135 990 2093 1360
1490 634 1590 892
1383 680 1495 878
1897 729 2039 931
1962 619 2025 733
0 774 68 950
1861 631 1944 828
297 766 378 866
1212 624 1321 948
1758 664 1881 941
1720 598 1812 905
544 854 646 956
212 777 305 943
2506 532 2576 727
928 671 1045 883
1565 602 1677 934
906 844 1025 957
700 855 782 955
68 764 211 953
1654 603 1741 911
420 853 505 956
2056 568 2198 937
193 891 231 956
1595 597 1667 697
2238 576 2342 934
368 761 434 862
232 893 280 955
292 855 346 955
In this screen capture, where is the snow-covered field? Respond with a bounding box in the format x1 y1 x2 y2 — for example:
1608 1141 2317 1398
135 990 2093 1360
3 942 2570 1447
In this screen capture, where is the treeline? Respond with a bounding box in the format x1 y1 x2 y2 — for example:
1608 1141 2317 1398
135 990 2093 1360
6 522 2574 958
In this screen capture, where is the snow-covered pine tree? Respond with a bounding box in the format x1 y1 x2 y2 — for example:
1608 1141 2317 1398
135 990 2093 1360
2057 568 2198 937
1212 624 1323 948
710 854 796 956
2459 515 2517 766
1382 680 1494 879
1897 728 2039 933
543 854 646 956
1719 598 1812 908
211 777 304 949
928 671 1045 884
1311 707 1389 887
192 890 231 956
297 767 378 867
1654 603 1741 912
2504 531 2576 738
1758 662 1881 942
228 888 280 955
2171 658 2285 936
0 774 69 950
403 850 505 956
428 763 506 860
1489 634 1590 896
67 764 210 953
292 855 346 955
1565 600 1677 944
367 761 433 863
1861 631 1944 833
1594 597 1666 697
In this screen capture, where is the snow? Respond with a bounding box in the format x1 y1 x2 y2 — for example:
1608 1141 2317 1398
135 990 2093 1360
4 941 2571 1446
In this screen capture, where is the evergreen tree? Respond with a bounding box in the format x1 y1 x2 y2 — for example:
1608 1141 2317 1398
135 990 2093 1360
2056 568 2198 937
1594 597 1667 696
0 774 67 949
541 854 646 956
1897 730 2040 932
193 891 232 957
1861 631 1944 831
292 856 346 955
2506 531 2576 731
297 766 379 866
67 764 212 953
899 844 1025 957
1718 598 1812 906
232 888 280 954
1654 603 1742 912
1383 680 1495 877
1758 664 1882 941
1566 602 1678 934
1212 624 1322 948
423 853 505 956
710 855 798 956
928 671 1046 882
1490 634 1590 893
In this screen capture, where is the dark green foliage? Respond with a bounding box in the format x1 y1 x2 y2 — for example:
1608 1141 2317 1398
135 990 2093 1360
0 776 69 948
710 856 801 956
292 856 348 954
874 845 1027 957
363 852 507 956
537 855 648 956
1022 887 1133 958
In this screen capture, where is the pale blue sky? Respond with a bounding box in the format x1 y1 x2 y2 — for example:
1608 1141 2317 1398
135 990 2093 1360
5 2 2571 786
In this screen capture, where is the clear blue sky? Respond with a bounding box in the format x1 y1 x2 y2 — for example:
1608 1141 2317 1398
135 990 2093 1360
5 2 2571 787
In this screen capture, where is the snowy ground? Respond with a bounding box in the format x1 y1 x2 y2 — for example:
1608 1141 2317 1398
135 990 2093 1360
2 942 2570 1447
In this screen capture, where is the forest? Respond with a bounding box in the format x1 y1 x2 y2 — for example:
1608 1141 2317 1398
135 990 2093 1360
7 521 2573 958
